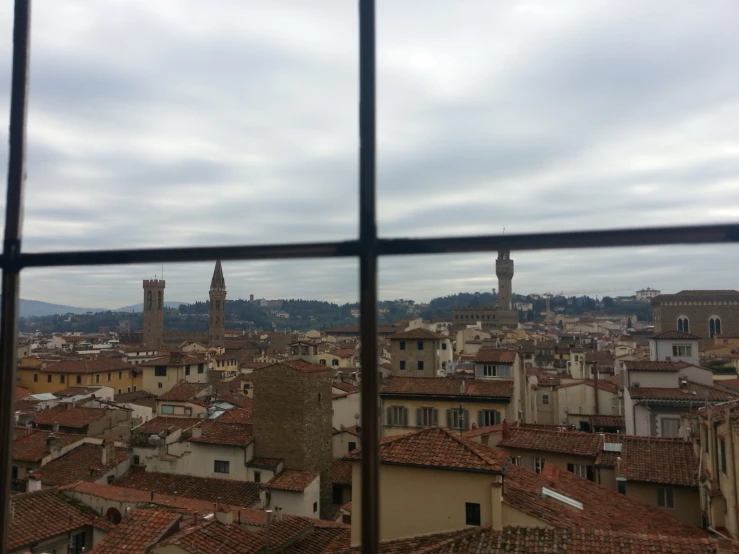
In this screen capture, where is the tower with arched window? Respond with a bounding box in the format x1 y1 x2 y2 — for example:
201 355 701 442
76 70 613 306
209 260 227 348
142 278 165 346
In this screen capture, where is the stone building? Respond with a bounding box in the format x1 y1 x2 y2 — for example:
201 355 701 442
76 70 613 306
250 360 333 517
387 328 445 377
452 251 519 329
142 279 165 347
651 290 739 339
209 260 226 348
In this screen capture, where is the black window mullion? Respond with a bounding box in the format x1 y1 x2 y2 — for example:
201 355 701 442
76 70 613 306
0 0 31 549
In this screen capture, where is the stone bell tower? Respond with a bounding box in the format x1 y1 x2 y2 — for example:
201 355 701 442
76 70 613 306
209 260 226 348
142 279 165 346
495 250 514 311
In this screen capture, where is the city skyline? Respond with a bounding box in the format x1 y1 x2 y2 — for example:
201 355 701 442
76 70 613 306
1 0 738 306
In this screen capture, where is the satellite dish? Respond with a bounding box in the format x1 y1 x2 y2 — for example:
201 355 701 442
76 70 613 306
353 413 360 420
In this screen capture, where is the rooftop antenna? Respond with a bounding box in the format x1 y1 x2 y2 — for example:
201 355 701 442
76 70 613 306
502 226 506 235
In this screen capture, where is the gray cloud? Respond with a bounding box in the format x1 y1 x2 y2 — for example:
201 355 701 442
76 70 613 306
0 0 736 308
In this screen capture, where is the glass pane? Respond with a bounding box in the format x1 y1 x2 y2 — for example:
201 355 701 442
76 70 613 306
23 0 358 253
377 1 739 238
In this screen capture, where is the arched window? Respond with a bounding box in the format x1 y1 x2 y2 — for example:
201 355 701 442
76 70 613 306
158 290 163 310
216 316 220 325
709 316 722 338
677 316 689 334
147 291 152 309
216 300 220 310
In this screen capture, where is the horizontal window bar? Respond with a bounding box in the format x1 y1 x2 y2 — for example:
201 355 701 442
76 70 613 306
10 223 739 269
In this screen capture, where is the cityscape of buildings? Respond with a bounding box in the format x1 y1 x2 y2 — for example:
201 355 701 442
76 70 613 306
8 255 739 553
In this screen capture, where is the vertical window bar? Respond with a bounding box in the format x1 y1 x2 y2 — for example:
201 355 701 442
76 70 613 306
358 0 380 550
0 0 31 549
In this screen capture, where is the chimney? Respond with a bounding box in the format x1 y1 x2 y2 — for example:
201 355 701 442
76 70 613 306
615 456 622 479
26 473 42 492
215 504 233 525
502 420 510 440
52 422 59 433
101 438 114 465
265 510 272 552
192 426 203 439
170 351 183 366
46 433 61 454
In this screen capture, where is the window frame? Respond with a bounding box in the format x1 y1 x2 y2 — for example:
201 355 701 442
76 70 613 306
657 486 675 509
465 502 481 526
214 460 230 474
0 3 737 551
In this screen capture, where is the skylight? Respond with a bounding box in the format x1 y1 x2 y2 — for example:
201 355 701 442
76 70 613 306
603 442 622 452
541 487 584 510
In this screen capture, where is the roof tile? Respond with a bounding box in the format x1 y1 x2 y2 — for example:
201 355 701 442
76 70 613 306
263 469 319 492
474 348 517 364
382 377 513 399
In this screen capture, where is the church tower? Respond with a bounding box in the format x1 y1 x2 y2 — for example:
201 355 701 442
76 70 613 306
142 278 165 346
495 250 514 311
209 260 226 348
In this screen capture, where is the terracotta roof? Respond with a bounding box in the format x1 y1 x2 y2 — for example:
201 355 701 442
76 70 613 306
41 357 136 374
556 379 619 393
381 377 514 399
249 457 283 470
333 348 356 358
388 328 444 340
159 520 264 554
499 428 601 457
158 381 209 402
503 463 705 537
191 421 253 447
474 348 517 363
597 435 698 486
35 405 108 429
34 443 129 486
651 330 702 340
332 526 734 554
15 386 31 400
281 527 350 554
331 458 353 486
334 424 361 437
143 353 207 367
256 360 331 374
54 386 105 397
8 489 98 551
88 509 182 554
263 469 319 492
115 470 261 507
629 381 739 402
333 381 359 394
133 416 202 435
461 423 503 439
624 360 692 372
346 426 508 473
13 429 82 462
217 406 253 423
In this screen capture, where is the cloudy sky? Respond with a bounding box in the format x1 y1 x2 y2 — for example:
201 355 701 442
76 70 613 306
1 0 738 308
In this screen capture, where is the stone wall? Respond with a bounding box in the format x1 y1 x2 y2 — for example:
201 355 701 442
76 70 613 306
653 295 739 338
389 339 438 377
252 364 333 517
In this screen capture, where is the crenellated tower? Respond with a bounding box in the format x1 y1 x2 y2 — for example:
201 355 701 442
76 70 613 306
209 260 226 348
142 279 165 346
495 250 514 311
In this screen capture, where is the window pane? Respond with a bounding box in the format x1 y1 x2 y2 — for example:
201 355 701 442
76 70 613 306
23 0 358 253
377 1 739 238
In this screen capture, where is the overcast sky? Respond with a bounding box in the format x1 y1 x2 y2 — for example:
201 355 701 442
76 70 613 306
1 1 739 308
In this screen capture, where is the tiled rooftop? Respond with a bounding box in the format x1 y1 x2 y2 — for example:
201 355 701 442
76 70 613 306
381 376 514 399
159 519 264 554
332 526 735 553
258 359 331 374
191 420 253 447
133 416 202 435
9 489 98 551
503 463 705 537
34 443 129 486
623 360 692 372
263 469 319 492
158 381 209 402
87 509 182 554
346 426 509 473
628 381 739 402
35 405 109 429
13 428 82 462
331 458 353 486
498 427 601 457
388 328 445 340
41 357 136 374
598 435 698 486
114 470 261 507
217 406 253 423
474 348 517 364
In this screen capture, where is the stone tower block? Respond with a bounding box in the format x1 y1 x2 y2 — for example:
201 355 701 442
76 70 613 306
142 279 165 347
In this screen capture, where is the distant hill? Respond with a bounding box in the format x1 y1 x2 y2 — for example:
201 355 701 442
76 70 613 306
14 299 107 317
115 301 186 313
